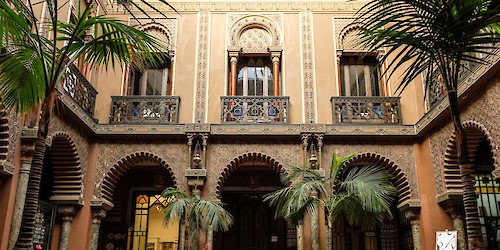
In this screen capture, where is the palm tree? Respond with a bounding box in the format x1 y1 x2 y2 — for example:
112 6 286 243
357 1 500 248
161 187 233 250
264 153 396 250
0 0 169 248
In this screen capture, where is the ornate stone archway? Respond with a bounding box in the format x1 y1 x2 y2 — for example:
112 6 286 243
216 152 284 198
341 153 416 209
97 151 178 205
228 14 282 53
46 132 83 204
441 120 498 197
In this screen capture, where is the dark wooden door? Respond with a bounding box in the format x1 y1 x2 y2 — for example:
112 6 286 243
221 193 287 250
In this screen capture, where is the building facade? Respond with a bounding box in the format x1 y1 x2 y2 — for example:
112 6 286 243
0 0 499 250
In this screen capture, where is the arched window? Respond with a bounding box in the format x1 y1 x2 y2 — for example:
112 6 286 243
235 57 274 96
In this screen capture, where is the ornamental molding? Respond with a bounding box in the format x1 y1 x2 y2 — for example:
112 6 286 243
107 2 365 14
193 10 210 123
227 13 283 53
300 10 316 123
130 18 178 53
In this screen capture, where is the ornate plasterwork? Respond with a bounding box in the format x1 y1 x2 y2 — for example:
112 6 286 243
108 2 365 14
49 115 90 196
333 17 362 51
323 144 420 200
94 141 187 201
227 13 283 53
2 111 20 175
46 132 83 204
205 141 301 199
193 10 210 123
130 18 178 52
429 75 499 195
215 152 285 198
300 10 316 123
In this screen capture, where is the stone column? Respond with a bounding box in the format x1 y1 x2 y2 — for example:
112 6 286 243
90 208 107 250
8 132 36 250
57 206 75 250
169 51 175 95
405 210 422 250
271 52 281 96
229 52 239 96
446 206 467 250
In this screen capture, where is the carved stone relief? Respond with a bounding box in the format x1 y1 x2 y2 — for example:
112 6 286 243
227 13 283 53
322 143 420 200
48 115 90 199
94 141 187 200
194 10 210 123
300 10 316 123
429 75 499 196
205 141 301 199
130 18 178 52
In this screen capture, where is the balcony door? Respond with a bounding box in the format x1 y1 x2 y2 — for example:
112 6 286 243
131 60 171 96
236 58 274 96
340 55 380 97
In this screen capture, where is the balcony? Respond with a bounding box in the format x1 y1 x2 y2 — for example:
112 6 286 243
221 96 289 124
62 64 97 117
109 96 180 124
331 96 401 124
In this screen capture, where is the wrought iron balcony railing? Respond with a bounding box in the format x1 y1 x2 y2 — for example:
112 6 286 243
110 96 180 124
331 96 401 124
62 64 98 117
221 96 289 124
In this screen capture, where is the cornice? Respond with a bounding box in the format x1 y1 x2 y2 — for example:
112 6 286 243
106 1 365 14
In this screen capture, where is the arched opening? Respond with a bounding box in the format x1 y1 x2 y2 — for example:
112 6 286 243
36 133 82 249
98 155 179 250
473 135 499 248
215 154 295 250
332 155 414 250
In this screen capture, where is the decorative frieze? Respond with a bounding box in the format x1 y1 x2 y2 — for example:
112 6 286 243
300 10 316 123
193 10 211 123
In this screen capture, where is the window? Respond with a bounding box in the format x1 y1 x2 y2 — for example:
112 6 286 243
339 55 380 96
235 58 274 96
130 59 171 96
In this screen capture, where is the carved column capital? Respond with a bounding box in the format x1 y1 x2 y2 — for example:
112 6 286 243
58 206 76 222
336 50 343 64
301 133 311 147
404 209 420 222
91 209 107 225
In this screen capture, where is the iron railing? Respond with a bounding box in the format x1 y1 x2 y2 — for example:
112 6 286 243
110 96 180 124
331 96 401 124
62 64 98 117
221 96 289 124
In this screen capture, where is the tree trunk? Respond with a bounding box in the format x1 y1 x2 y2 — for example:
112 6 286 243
447 91 485 249
326 222 332 250
297 222 304 250
15 136 46 249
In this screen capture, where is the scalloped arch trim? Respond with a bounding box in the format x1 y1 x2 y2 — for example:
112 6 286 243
216 152 283 198
99 152 177 204
442 120 498 195
342 153 413 208
47 132 82 203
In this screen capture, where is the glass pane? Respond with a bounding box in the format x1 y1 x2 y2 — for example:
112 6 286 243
248 67 256 96
267 67 274 96
357 65 366 96
340 64 346 96
237 68 244 96
133 195 149 250
370 65 380 96
256 67 264 96
146 69 163 95
147 195 180 250
349 65 358 96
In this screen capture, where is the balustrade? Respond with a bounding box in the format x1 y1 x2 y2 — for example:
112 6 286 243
221 96 289 124
61 64 97 117
110 96 180 124
331 96 401 124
